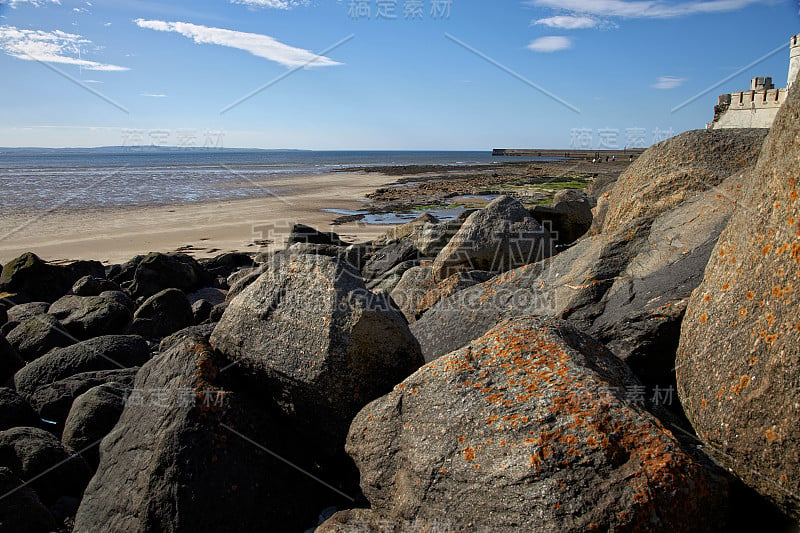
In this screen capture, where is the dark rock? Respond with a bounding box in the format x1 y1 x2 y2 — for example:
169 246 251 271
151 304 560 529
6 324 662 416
128 252 212 300
676 84 800 519
14 335 149 399
0 466 56 533
208 302 227 323
0 335 24 384
73 337 359 532
106 255 145 287
199 252 255 279
361 239 421 281
287 223 348 247
341 317 729 532
388 266 436 323
210 253 424 442
98 290 133 309
187 287 227 307
71 276 121 297
0 306 5 327
48 294 132 340
431 195 555 282
130 288 194 339
226 265 265 301
62 382 128 469
6 302 50 325
23 368 137 428
531 196 594 245
0 387 39 431
191 299 213 324
0 253 98 303
365 259 420 294
6 314 74 362
158 323 217 352
0 426 91 504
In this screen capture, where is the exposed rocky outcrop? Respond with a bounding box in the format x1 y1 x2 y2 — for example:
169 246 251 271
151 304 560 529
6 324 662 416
73 336 360 532
210 253 424 442
412 130 767 389
431 196 554 281
336 318 729 532
676 79 800 519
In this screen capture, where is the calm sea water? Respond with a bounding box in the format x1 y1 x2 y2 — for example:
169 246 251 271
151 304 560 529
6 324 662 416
0 150 551 214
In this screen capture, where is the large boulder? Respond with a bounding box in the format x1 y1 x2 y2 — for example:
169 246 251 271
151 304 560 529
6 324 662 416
0 426 91 504
0 387 39 431
210 253 424 442
361 239 421 281
48 294 132 340
530 190 594 245
71 276 121 297
23 368 137 428
73 337 360 532
676 80 800 519
390 267 492 324
338 318 729 532
372 213 439 247
365 259 420 294
199 252 255 279
6 302 50 326
412 130 767 386
128 252 212 300
0 253 102 303
62 382 128 468
130 288 194 339
431 196 554 282
0 466 56 533
412 212 471 257
6 314 74 362
287 223 348 247
14 335 149 399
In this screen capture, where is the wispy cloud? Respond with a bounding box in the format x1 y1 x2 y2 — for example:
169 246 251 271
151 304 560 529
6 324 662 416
530 0 769 19
533 15 599 29
5 0 61 7
230 0 309 8
134 19 342 68
140 92 167 97
0 25 129 71
652 75 687 89
527 35 572 52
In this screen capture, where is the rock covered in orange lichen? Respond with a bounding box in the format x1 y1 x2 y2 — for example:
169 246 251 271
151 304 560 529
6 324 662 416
339 317 729 532
677 73 800 520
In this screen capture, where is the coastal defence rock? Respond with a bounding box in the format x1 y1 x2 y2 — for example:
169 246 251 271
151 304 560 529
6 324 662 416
48 294 132 340
0 426 91 504
6 314 74 362
0 253 103 303
390 267 492 324
336 318 729 532
73 337 359 532
14 335 148 399
0 466 56 533
0 387 39 431
210 253 424 442
431 196 554 282
676 78 800 519
62 382 128 469
530 189 594 245
412 130 766 386
127 252 212 300
130 288 194 339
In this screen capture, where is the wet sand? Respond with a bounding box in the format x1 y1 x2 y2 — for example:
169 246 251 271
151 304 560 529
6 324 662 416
0 172 396 265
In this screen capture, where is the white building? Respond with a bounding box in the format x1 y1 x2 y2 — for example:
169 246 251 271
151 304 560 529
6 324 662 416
707 34 800 130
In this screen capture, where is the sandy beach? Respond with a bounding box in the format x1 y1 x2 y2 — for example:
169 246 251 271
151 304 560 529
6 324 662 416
0 172 398 265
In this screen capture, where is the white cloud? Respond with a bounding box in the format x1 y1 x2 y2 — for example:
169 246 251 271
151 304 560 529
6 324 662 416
652 75 687 89
103 22 112 26
140 92 167 97
0 25 129 70
5 0 61 7
534 15 599 29
530 0 768 19
230 0 308 8
134 19 341 68
527 35 572 52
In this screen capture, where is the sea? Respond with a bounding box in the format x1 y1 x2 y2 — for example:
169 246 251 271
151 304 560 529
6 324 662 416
0 149 549 215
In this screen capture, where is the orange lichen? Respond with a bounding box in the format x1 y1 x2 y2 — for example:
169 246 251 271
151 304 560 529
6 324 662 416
699 313 709 324
462 447 476 461
765 429 777 443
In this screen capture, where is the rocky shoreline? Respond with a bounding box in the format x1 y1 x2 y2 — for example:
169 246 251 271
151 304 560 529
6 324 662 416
1 98 799 531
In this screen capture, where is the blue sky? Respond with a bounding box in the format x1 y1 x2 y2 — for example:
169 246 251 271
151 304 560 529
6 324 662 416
0 0 797 149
